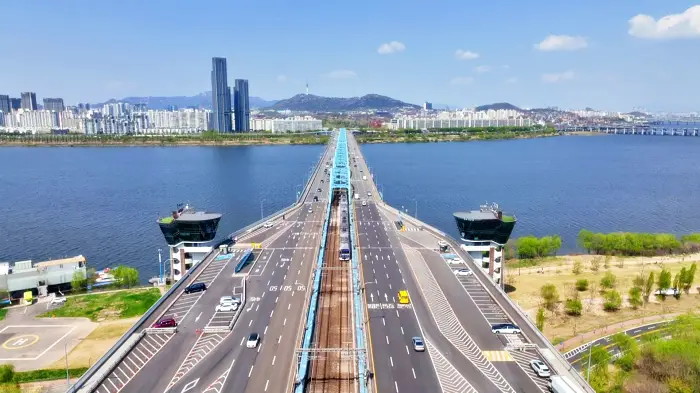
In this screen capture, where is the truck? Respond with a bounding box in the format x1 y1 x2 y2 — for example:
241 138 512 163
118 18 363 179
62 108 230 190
548 376 584 393
362 175 367 181
354 193 359 200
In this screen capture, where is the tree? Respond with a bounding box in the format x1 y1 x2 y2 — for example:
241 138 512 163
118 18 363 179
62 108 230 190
71 270 87 292
540 284 559 312
681 263 696 294
565 298 583 316
657 268 672 292
0 364 14 383
575 279 589 291
628 286 643 309
113 266 139 288
536 308 545 331
644 271 655 304
603 290 622 311
633 274 645 288
600 271 617 289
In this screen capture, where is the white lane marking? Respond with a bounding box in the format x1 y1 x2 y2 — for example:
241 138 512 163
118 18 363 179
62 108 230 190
395 380 399 393
195 312 202 322
390 356 394 367
386 336 389 345
249 365 254 378
240 337 245 346
249 320 253 327
264 325 268 334
405 345 409 354
412 368 416 379
181 378 199 393
272 355 276 365
265 379 269 391
283 318 287 326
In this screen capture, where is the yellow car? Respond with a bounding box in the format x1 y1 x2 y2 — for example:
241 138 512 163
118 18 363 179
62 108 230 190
398 290 410 304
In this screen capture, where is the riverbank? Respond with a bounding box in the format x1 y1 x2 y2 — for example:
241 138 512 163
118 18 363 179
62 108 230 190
356 128 558 144
506 252 700 343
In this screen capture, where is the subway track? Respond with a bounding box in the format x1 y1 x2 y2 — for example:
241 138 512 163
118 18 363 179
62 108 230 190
307 192 355 393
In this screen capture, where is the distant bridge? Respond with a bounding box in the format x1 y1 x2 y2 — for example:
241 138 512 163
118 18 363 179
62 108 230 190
557 125 700 136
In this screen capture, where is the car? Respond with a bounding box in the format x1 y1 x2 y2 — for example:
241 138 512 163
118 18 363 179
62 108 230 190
308 208 313 213
263 221 273 228
321 179 324 183
454 268 473 276
412 337 425 352
367 191 372 197
317 188 322 192
152 317 177 328
447 258 463 265
219 296 234 305
231 296 242 304
529 359 551 378
184 282 206 294
49 295 67 306
246 333 260 348
361 200 367 207
313 196 319 202
491 323 521 335
216 302 239 312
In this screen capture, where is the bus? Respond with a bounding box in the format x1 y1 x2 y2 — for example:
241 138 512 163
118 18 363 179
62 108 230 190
398 290 410 304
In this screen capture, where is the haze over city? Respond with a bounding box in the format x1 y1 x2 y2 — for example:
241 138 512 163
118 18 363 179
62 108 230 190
1 0 700 112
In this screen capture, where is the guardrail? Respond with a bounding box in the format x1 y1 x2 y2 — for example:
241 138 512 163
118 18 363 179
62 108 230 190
145 327 178 335
69 135 334 393
75 332 144 393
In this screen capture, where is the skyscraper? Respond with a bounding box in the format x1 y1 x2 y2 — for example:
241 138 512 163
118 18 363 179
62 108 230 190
0 95 10 113
43 98 65 112
234 79 250 132
10 98 21 110
21 92 37 110
210 57 232 132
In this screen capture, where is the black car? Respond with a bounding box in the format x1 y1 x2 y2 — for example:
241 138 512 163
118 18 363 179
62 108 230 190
184 282 207 294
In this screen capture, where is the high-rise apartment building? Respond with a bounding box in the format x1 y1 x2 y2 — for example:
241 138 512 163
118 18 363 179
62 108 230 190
234 79 250 132
10 98 21 110
43 98 65 112
21 92 37 110
0 95 10 113
211 57 232 132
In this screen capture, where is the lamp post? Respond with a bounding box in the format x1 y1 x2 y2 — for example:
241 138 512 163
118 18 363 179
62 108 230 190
158 249 162 284
414 199 418 219
64 338 82 385
260 198 266 220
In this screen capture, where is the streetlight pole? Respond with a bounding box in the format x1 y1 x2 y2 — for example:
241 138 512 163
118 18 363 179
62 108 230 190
158 249 162 284
414 199 418 219
586 344 593 382
260 198 266 220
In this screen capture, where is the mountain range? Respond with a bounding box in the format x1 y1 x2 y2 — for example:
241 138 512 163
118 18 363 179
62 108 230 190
95 92 277 110
269 94 420 112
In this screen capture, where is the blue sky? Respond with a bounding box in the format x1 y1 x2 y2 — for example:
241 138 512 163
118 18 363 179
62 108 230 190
1 0 699 111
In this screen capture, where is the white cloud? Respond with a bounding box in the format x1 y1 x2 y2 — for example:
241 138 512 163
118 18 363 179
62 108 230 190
505 77 518 84
535 35 588 51
455 49 479 60
628 5 700 39
541 71 575 83
449 76 474 86
277 74 287 82
323 70 357 79
475 65 491 73
377 41 406 54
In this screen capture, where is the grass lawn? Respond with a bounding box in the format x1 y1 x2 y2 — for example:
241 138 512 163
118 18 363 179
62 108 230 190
506 255 700 345
0 308 7 321
49 320 136 369
37 288 161 322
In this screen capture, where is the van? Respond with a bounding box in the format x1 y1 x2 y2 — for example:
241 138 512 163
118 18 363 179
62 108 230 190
398 290 410 304
184 282 207 294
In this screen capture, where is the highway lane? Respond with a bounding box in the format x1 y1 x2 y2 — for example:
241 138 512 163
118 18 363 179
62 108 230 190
565 321 669 371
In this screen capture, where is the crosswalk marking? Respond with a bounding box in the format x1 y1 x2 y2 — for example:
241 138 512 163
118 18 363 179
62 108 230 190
482 351 514 362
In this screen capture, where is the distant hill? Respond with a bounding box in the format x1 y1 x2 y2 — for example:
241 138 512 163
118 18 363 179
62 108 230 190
270 94 420 112
475 102 522 112
95 92 277 110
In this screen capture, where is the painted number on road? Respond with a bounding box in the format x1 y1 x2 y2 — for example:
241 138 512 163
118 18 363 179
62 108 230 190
367 303 395 310
249 296 261 302
269 286 298 292
297 285 306 291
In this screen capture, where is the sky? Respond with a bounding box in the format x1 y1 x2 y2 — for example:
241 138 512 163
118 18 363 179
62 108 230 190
1 0 700 112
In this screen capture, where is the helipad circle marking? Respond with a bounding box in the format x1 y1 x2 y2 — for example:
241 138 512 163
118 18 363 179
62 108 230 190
2 334 40 349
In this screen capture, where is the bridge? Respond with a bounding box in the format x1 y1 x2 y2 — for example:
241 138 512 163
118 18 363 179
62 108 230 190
67 129 594 393
557 124 700 136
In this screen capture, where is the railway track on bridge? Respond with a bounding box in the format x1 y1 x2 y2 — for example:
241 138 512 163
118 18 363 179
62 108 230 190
307 193 354 393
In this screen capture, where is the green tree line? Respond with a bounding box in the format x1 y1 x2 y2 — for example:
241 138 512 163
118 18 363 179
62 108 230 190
514 235 563 259
578 230 700 256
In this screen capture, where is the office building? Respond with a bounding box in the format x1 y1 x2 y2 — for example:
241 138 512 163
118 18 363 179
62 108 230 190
211 57 232 132
250 116 322 133
424 102 433 110
0 95 10 113
10 98 21 110
43 98 65 112
234 79 250 132
21 92 37 110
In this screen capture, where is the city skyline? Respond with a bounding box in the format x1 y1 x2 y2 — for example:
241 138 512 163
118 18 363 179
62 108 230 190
0 1 699 112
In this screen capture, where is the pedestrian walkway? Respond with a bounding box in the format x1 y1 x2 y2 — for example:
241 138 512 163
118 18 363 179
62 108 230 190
558 313 680 352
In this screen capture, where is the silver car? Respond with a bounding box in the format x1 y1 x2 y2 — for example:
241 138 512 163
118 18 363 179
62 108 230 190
529 359 551 378
412 337 425 352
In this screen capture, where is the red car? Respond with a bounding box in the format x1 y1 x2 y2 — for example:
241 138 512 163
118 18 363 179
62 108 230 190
152 317 177 328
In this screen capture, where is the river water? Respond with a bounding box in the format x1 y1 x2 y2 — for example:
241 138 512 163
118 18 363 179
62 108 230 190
1 134 699 280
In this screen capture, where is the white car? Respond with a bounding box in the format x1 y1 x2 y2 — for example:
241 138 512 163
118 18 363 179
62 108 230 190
263 222 273 228
219 296 234 304
447 259 463 265
246 333 260 348
216 302 238 312
367 191 372 197
491 324 522 335
361 200 367 207
454 269 473 276
529 359 551 378
50 296 67 306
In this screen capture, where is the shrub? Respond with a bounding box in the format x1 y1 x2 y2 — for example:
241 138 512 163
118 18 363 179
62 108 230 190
540 284 559 311
600 271 617 289
575 279 589 291
603 290 622 312
0 365 14 383
628 287 643 309
565 298 583 316
572 261 582 275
